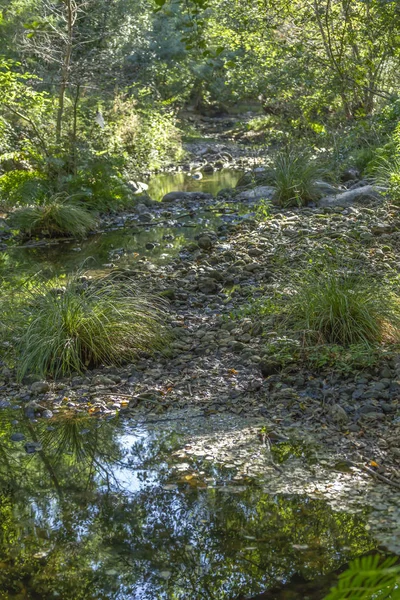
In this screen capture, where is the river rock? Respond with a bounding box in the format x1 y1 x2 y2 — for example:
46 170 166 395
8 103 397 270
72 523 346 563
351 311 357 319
341 167 360 182
236 186 276 201
31 381 50 394
198 235 213 250
127 180 149 194
260 360 281 377
198 278 218 294
319 185 385 207
25 441 42 454
161 191 213 202
329 403 349 425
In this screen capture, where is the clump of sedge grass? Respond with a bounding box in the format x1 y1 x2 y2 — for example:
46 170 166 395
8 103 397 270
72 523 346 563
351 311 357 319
286 269 400 346
9 196 96 238
272 151 323 207
17 273 168 379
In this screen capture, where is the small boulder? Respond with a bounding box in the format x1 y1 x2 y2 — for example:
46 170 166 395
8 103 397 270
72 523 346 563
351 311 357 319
198 278 218 294
198 235 213 250
341 167 360 182
319 185 385 208
31 381 50 394
236 186 276 201
260 360 281 377
25 441 42 454
329 403 349 425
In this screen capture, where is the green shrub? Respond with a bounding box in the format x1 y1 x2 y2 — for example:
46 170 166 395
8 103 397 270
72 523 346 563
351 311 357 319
0 170 49 208
272 151 323 207
10 197 97 238
286 269 400 346
17 274 168 379
374 155 400 201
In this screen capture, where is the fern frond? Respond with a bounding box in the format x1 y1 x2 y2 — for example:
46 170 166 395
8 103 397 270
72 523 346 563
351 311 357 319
324 555 400 600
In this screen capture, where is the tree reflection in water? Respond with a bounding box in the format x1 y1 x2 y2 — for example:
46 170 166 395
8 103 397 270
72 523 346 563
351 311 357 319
0 410 374 599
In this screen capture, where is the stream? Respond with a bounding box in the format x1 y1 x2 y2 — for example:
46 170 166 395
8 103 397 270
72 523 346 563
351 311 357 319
0 168 398 599
0 408 378 599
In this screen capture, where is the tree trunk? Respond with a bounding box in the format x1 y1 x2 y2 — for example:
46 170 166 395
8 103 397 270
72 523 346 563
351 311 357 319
56 0 75 144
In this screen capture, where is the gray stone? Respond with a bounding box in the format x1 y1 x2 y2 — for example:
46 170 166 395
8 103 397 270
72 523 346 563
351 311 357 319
198 235 213 250
330 403 349 425
315 181 340 195
31 381 50 394
236 186 276 201
10 433 25 442
319 185 385 208
92 375 115 386
161 191 213 202
25 441 42 454
260 360 281 377
341 167 360 182
198 278 218 294
138 212 154 222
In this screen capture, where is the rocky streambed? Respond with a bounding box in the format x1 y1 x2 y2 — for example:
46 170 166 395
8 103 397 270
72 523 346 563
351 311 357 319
2 161 400 597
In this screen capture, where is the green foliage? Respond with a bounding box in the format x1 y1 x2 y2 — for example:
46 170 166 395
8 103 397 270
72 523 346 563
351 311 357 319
17 273 168 379
324 554 400 600
272 152 323 207
255 198 272 220
375 155 400 201
10 197 97 238
0 170 49 208
286 269 400 347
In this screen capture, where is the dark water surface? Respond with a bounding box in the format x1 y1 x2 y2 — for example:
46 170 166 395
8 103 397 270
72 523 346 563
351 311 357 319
147 169 243 201
0 409 375 600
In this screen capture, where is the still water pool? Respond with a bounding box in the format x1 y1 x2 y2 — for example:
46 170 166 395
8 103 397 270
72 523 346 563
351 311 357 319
147 169 243 201
0 409 377 600
2 169 247 277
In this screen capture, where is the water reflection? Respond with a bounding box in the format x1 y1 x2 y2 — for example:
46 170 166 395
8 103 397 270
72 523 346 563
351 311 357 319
147 169 243 201
0 410 375 599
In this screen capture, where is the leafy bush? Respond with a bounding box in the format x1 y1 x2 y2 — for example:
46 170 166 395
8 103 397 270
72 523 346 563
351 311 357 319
374 155 400 202
17 274 168 379
0 170 49 208
59 158 134 213
286 269 400 346
9 197 97 238
272 152 323 207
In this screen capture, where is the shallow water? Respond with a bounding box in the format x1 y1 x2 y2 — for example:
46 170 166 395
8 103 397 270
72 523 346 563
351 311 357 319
2 170 248 277
0 409 377 600
147 169 243 201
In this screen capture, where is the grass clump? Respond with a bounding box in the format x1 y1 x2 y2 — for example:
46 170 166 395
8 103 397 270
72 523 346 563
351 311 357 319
17 273 168 379
374 155 400 202
286 269 400 346
272 151 323 207
10 196 97 238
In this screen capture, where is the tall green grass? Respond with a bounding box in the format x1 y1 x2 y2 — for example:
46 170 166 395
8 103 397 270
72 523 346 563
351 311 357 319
272 151 323 207
10 197 97 238
286 269 400 346
17 273 168 379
